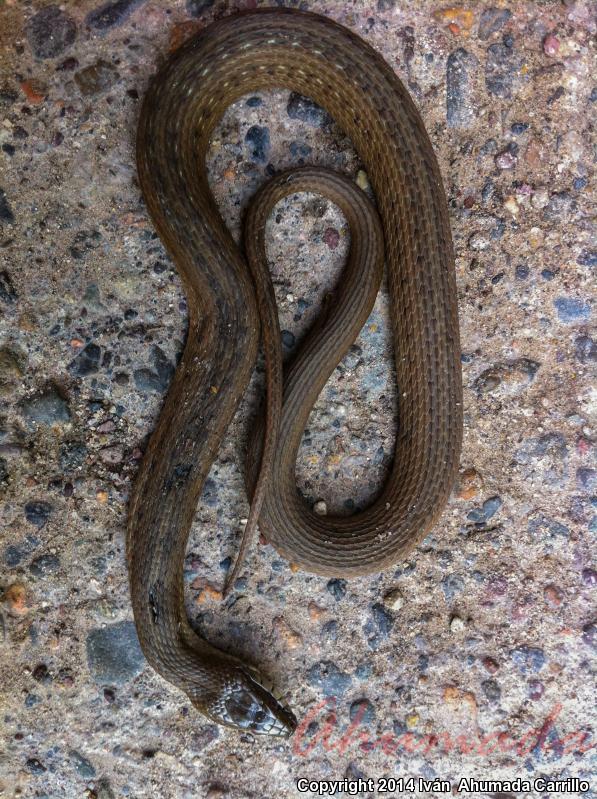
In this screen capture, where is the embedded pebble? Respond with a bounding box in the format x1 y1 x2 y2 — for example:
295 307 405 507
133 346 174 393
307 660 352 696
554 297 591 323
86 0 145 30
510 645 546 673
287 93 331 128
481 679 501 704
244 125 270 164
485 42 516 98
382 588 404 611
75 60 119 96
477 8 511 40
0 190 15 224
349 698 376 725
442 573 465 600
24 501 52 528
528 680 544 700
326 578 346 601
186 0 215 17
495 148 517 169
574 335 596 363
25 6 76 59
364 603 394 650
467 495 502 524
474 358 539 396
69 750 96 778
69 343 101 376
86 621 145 685
449 615 466 632
29 553 61 576
543 33 560 57
323 227 340 249
446 49 477 128
21 387 70 425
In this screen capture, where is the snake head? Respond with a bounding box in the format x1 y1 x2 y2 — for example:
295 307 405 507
199 666 297 737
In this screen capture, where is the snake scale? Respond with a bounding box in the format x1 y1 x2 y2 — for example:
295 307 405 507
128 8 462 736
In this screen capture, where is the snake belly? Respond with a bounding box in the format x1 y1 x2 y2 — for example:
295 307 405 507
129 8 462 735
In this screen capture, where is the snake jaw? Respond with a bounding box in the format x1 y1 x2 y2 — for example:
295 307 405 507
200 669 297 737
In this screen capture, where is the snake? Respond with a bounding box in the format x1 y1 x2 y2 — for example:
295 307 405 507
128 8 462 737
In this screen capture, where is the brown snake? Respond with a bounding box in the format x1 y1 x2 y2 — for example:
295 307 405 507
128 8 462 736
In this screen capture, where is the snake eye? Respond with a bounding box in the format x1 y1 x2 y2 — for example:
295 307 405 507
254 710 267 723
225 690 255 726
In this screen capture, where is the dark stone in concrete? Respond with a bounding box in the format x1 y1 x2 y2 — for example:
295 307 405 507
86 0 145 30
287 93 331 128
25 6 76 59
86 621 145 685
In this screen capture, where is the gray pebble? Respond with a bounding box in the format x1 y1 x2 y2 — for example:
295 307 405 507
481 678 501 703
69 343 101 377
69 750 96 778
354 661 373 679
446 49 477 128
245 126 270 164
86 0 145 30
60 442 88 472
441 573 465 600
25 501 52 528
510 645 545 673
485 43 515 98
307 660 352 696
554 297 591 323
326 578 346 600
281 330 296 349
5 544 26 567
477 8 511 40
364 603 394 650
577 250 596 267
467 495 502 523
575 335 596 363
349 698 376 724
543 192 576 222
26 757 46 774
29 553 61 576
0 270 17 303
22 386 70 425
577 468 596 491
322 620 338 641
86 621 145 685
527 513 569 540
133 346 174 394
75 60 119 96
474 358 539 395
0 189 14 224
287 93 331 128
25 6 76 59
186 0 215 17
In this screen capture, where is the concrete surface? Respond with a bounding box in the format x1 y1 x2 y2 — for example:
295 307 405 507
0 0 595 797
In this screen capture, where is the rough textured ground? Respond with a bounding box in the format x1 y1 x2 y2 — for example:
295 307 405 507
0 1 595 797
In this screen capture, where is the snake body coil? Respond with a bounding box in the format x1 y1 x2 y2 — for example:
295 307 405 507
129 8 462 735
